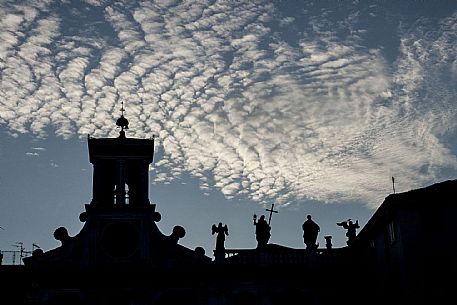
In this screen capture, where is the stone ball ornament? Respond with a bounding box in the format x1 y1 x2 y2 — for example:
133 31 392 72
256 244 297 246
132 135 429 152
169 225 186 243
54 227 70 245
79 211 87 222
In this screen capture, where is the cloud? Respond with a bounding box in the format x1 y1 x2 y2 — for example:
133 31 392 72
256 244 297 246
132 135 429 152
1 1 457 208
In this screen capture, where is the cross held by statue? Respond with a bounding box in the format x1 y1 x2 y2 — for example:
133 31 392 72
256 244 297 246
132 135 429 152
266 203 278 225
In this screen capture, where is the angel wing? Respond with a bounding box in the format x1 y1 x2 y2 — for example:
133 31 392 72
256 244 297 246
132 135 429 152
337 221 348 229
223 225 229 235
212 224 217 235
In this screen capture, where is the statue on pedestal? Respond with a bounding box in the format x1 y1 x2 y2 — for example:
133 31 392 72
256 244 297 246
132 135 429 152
212 222 229 251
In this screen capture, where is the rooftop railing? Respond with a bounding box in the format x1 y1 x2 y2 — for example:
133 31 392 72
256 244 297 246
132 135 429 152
214 248 341 266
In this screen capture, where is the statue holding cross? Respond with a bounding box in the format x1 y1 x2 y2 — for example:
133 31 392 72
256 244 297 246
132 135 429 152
253 203 277 248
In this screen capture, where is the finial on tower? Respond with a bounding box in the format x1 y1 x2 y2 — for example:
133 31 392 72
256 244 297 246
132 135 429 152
116 100 129 138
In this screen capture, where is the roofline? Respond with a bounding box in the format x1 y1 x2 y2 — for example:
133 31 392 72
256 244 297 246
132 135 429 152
355 179 457 243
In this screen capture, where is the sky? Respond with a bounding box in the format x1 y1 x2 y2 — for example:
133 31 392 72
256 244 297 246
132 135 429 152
1 0 457 259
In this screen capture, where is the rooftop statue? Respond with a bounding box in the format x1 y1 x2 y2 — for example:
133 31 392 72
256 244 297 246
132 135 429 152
253 214 271 248
337 219 360 245
212 222 229 251
302 215 320 250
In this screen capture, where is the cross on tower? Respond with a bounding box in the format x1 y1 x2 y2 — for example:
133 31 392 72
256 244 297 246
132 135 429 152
266 203 278 225
121 100 125 114
116 100 129 136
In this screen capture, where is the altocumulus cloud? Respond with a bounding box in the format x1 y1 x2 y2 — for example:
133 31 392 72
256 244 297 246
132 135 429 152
1 0 457 208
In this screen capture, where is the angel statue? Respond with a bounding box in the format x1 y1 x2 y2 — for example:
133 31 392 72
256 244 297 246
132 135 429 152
337 219 360 245
212 222 229 251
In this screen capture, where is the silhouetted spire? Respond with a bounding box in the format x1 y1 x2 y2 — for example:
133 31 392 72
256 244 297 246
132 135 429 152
116 101 129 138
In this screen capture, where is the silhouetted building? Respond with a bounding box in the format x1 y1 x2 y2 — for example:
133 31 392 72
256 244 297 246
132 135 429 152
1 116 456 305
351 180 457 305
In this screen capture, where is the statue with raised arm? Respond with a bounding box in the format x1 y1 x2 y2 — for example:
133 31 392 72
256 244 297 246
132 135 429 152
253 214 271 248
212 222 229 251
337 219 360 245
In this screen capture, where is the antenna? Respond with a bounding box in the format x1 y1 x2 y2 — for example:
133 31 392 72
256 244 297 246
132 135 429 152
392 176 396 194
13 242 25 265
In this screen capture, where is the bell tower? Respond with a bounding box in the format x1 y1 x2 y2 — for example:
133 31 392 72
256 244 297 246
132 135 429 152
23 103 210 305
79 104 164 267
25 102 208 274
88 105 154 207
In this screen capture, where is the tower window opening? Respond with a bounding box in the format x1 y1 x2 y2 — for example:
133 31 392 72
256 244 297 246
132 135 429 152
113 184 130 205
125 184 130 204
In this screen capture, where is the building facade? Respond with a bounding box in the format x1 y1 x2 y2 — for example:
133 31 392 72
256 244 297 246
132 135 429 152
1 117 455 305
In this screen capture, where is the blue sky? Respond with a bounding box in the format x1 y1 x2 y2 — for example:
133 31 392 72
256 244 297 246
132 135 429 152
1 0 457 256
